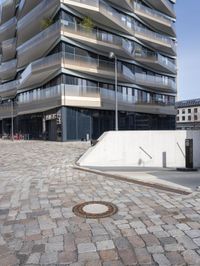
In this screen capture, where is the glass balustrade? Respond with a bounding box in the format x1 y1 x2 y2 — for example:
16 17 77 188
134 2 173 26
135 73 176 90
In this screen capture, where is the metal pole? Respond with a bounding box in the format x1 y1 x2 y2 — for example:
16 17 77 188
11 100 14 141
115 56 118 131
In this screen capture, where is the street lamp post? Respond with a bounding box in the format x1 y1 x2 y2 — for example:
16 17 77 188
8 99 14 141
109 52 118 131
0 96 3 138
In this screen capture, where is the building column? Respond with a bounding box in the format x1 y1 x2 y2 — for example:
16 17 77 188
61 106 67 142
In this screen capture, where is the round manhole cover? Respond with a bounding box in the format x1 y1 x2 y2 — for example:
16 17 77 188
72 201 118 219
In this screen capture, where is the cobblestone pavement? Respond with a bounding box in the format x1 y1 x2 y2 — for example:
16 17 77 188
0 140 200 266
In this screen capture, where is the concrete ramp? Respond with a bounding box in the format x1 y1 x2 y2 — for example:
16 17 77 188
77 130 200 168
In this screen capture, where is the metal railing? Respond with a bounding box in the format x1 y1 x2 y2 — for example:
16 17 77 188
134 2 173 26
135 73 176 90
17 22 60 54
135 25 176 50
134 49 176 72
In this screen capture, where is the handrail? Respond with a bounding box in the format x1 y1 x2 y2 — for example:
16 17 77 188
139 146 152 159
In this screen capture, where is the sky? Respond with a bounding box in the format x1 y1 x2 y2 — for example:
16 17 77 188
176 0 200 100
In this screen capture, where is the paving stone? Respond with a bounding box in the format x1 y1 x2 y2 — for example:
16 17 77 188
128 235 145 248
99 249 118 261
185 229 200 238
118 249 137 265
182 250 200 265
113 237 131 250
78 243 96 253
166 251 186 266
58 250 77 264
38 216 57 230
26 253 40 264
153 253 171 266
176 235 198 249
40 252 58 264
147 245 164 254
141 234 160 246
1 140 200 266
97 240 115 251
78 251 99 262
134 247 153 265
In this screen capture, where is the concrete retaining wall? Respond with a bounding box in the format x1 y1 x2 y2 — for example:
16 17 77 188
78 130 200 168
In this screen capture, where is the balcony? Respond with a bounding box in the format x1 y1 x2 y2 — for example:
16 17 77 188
62 0 135 36
17 22 60 68
135 73 176 92
0 80 19 98
17 0 41 19
0 59 17 81
61 21 134 60
0 0 16 25
17 0 59 45
134 50 176 74
100 88 176 115
0 17 16 42
17 84 101 115
106 0 133 11
19 52 136 90
135 26 176 55
61 52 135 83
1 38 16 62
134 2 176 37
144 0 176 19
19 53 61 89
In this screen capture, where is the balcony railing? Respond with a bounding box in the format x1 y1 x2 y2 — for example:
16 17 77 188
0 80 19 98
135 25 175 50
101 87 174 107
134 49 176 73
99 0 135 34
17 22 60 55
69 0 135 35
61 52 135 81
135 73 176 90
0 59 17 80
66 0 99 8
61 20 123 47
0 17 16 41
17 84 100 104
17 0 57 29
134 2 173 26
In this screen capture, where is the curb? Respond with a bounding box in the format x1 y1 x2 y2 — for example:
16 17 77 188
74 165 192 195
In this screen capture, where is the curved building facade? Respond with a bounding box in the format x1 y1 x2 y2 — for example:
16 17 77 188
0 0 177 141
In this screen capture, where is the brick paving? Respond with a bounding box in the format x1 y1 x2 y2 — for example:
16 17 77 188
0 140 200 265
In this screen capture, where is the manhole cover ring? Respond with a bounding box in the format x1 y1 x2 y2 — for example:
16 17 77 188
72 201 118 219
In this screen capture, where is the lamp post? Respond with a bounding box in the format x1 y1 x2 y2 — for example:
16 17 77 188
0 96 3 138
109 52 118 131
8 99 14 141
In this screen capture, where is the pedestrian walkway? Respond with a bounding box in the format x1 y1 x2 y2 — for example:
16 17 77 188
0 140 200 265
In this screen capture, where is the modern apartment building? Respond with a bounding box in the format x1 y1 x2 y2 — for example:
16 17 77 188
0 0 177 141
176 99 200 130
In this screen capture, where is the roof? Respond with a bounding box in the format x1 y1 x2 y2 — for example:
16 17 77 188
176 98 200 108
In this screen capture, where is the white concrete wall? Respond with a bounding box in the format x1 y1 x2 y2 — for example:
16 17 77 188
78 130 200 168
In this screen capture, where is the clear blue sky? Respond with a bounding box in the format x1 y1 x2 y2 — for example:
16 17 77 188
176 0 200 100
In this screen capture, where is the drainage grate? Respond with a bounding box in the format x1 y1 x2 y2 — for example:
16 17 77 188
72 201 118 219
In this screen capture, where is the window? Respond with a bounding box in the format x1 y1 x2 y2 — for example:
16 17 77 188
182 109 185 114
182 116 185 121
194 115 198 121
194 108 198 113
188 109 191 113
176 117 179 121
177 109 179 114
188 116 191 121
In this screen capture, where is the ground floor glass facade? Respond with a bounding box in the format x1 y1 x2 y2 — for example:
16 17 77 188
0 107 176 141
